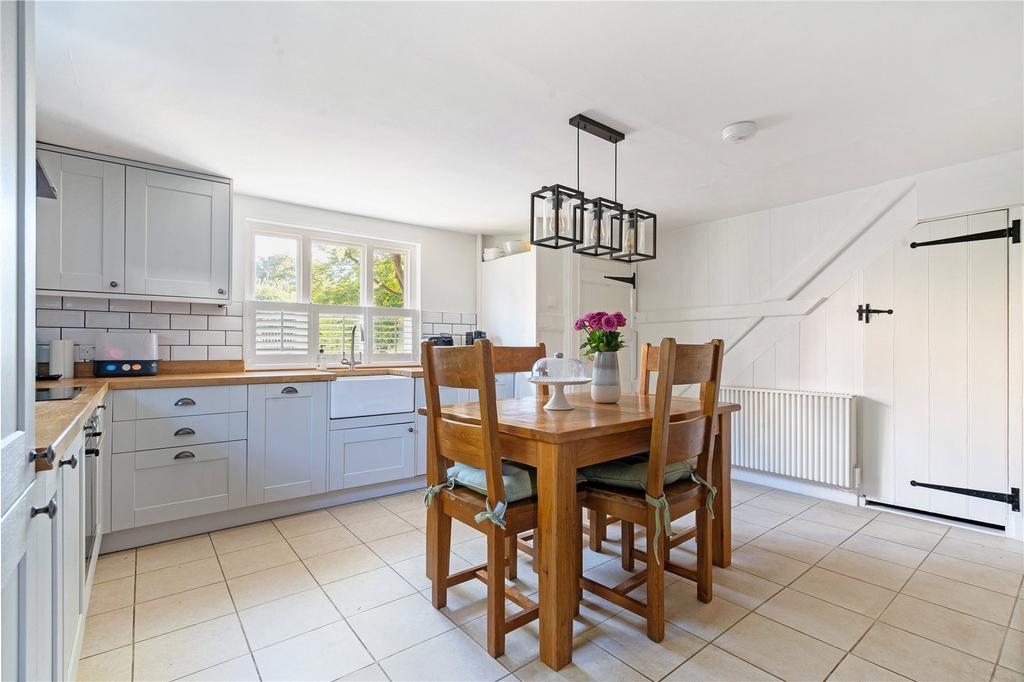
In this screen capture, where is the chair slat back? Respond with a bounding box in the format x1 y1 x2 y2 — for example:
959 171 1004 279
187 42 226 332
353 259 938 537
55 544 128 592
492 344 548 398
638 342 660 394
646 338 724 496
421 340 504 505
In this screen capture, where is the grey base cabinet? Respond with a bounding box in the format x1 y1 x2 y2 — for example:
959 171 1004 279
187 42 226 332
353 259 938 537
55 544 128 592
329 422 415 490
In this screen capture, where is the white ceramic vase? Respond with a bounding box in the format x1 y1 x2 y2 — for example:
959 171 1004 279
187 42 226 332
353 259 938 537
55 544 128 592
590 351 621 403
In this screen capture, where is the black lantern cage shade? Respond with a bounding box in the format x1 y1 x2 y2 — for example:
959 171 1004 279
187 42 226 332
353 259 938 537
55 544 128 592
530 184 585 249
610 208 657 263
572 196 623 257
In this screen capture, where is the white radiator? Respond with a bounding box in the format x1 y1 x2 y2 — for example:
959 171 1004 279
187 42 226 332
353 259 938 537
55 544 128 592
720 387 857 489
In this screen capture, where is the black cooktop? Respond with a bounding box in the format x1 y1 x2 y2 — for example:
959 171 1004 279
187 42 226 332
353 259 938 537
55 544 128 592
36 386 84 402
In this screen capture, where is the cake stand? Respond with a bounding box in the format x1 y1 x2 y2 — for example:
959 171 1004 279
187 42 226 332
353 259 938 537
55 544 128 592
528 377 592 411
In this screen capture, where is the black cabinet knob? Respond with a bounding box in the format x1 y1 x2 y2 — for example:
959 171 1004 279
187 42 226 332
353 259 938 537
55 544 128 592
59 455 77 469
31 497 58 519
109 280 118 288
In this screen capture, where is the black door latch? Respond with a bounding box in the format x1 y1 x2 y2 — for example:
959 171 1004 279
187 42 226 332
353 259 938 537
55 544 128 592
856 304 893 323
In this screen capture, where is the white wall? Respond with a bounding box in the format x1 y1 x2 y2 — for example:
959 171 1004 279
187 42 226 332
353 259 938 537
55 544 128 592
231 194 478 314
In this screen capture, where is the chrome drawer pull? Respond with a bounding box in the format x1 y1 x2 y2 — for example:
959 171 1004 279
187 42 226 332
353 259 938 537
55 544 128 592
31 496 58 519
59 455 78 469
281 386 299 395
174 451 196 460
174 427 196 437
174 397 196 406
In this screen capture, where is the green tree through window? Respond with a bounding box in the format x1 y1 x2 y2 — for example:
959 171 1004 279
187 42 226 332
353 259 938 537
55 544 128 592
311 242 361 305
373 250 405 308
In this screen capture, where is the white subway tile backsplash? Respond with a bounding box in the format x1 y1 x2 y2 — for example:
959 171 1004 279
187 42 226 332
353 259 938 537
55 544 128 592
190 330 225 346
85 311 130 328
130 313 170 330
37 295 62 309
38 309 84 327
109 299 152 313
152 301 191 314
171 346 208 361
224 302 244 316
423 311 442 324
190 303 226 315
158 345 171 361
441 312 461 323
60 328 103 344
62 297 110 311
208 316 241 331
36 327 60 344
461 313 477 325
224 331 243 346
433 323 453 334
452 324 472 335
208 345 242 361
154 329 190 345
170 314 208 330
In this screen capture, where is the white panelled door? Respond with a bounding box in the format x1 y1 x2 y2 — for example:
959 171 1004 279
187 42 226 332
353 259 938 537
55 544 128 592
578 257 635 393
866 209 1017 527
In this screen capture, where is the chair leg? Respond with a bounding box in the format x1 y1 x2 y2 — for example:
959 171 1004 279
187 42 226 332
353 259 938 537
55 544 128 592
696 504 713 603
645 513 666 643
505 534 518 581
531 528 541 574
575 506 584 616
485 524 506 658
621 522 635 571
588 509 607 552
426 505 452 609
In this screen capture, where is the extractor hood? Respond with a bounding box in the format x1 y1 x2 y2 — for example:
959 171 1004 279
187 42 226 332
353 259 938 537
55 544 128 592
36 159 56 199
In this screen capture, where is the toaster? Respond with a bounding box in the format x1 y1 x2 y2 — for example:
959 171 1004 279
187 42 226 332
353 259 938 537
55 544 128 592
426 334 454 346
93 332 160 377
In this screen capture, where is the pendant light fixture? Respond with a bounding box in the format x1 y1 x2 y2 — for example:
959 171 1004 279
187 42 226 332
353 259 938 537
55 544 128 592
530 114 656 263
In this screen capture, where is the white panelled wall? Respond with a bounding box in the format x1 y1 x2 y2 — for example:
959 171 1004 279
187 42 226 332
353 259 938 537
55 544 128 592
636 150 1024 536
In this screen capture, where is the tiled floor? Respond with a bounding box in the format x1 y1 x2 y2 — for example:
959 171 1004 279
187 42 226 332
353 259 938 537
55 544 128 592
79 480 1024 682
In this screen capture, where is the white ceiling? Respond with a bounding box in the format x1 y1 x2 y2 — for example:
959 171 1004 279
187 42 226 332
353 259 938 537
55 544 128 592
37 2 1023 235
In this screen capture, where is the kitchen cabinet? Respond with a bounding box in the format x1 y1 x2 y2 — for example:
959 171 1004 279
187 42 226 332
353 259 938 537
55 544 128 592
247 382 328 504
124 167 230 299
329 421 415 490
413 381 464 476
57 437 85 679
36 150 125 293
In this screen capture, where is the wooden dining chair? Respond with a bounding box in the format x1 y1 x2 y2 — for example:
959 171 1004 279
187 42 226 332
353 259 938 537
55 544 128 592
422 339 548 657
578 337 724 642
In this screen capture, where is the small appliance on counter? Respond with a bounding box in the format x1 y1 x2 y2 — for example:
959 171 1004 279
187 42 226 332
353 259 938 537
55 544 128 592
93 331 159 377
464 330 487 346
426 333 454 346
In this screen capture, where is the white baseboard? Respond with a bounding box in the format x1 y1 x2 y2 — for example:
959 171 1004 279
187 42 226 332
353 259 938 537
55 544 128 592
101 476 426 553
732 468 861 506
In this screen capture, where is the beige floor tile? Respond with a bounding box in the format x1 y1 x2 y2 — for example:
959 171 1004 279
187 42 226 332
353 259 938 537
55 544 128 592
133 613 248 682
731 545 811 585
397 507 428 529
790 566 896 618
731 518 773 545
134 556 223 603
272 509 341 538
664 644 780 681
347 593 457 659
858 518 944 550
947 527 1024 554
217 538 299 579
252 620 372 681
664 579 749 641
935 536 1024 573
711 566 783 610
134 581 235 641
367 528 427 563
873 511 950 535
750 528 833 564
338 663 390 681
1001 629 1024 673
303 543 386 584
994 666 1024 682
346 513 418 542
733 502 792 529
137 534 215 573
286 525 361 559
879 594 1007 662
715 612 844 681
238 587 341 649
902 570 1016 624
210 521 283 554
327 498 392 524
853 621 994 681
378 489 426 514
392 552 471 592
839 532 927 568
583 610 706 681
816 547 914 591
88 575 134 615
81 606 133 657
756 588 873 651
776 517 854 546
515 638 647 681
919 552 1023 596
94 549 136 583
798 505 873 532
428 577 492 625
452 535 488 564
827 655 910 681
745 490 819 515
1012 599 1023 630
226 560 317 610
451 518 484 544
380 627 509 681
323 565 416 616
815 500 879 520
76 644 132 682
178 654 259 681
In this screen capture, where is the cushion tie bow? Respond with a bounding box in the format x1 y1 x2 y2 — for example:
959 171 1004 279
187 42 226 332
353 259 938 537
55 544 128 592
474 500 508 529
423 478 455 507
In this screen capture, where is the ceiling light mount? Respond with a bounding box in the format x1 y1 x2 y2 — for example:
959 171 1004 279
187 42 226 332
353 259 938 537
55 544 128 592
721 120 758 144
568 114 625 144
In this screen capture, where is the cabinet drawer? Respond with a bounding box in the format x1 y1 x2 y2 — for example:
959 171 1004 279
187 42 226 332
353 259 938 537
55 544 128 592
113 412 247 453
110 441 246 530
114 385 247 421
329 422 415 490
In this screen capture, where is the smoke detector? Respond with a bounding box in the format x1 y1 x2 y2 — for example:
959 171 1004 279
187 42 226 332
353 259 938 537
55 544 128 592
721 121 758 144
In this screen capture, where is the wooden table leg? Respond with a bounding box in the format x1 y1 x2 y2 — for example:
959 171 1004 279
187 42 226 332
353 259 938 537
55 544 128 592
537 442 578 670
712 411 732 567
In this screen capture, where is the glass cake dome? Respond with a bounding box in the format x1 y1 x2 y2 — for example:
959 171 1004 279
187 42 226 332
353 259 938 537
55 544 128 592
529 353 591 411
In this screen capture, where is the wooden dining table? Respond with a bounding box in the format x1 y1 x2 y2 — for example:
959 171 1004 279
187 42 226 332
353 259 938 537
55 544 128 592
434 392 741 670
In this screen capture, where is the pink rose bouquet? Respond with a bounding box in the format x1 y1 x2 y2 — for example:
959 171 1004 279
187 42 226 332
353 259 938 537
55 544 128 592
573 311 628 358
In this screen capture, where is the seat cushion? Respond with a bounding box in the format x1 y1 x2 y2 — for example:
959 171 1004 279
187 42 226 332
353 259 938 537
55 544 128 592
447 461 537 503
580 454 695 491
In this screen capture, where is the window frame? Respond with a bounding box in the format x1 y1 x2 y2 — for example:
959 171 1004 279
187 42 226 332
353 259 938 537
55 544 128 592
245 220 419 369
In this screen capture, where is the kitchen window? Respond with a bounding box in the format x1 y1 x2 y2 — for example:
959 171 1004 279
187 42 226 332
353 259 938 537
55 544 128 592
245 222 418 368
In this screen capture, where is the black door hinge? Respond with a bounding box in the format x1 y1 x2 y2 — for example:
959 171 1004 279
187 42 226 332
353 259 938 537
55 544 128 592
910 480 1020 512
857 304 893 323
603 273 636 289
910 219 1020 249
